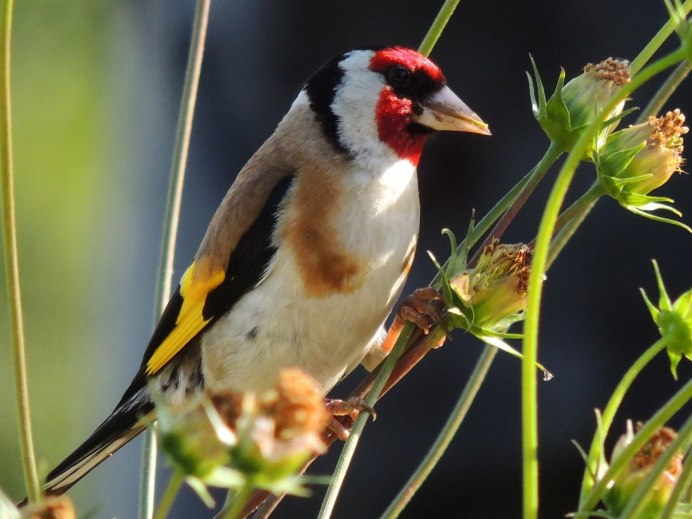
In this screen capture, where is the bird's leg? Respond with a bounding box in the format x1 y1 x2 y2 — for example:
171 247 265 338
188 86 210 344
324 396 376 440
398 287 447 337
382 287 448 356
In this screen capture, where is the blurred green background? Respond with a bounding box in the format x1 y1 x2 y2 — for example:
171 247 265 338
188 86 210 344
0 0 159 511
1 1 690 518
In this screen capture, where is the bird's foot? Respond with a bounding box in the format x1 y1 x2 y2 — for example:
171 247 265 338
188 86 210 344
324 396 376 440
399 287 448 340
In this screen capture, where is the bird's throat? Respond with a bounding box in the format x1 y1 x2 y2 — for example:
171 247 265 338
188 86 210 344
375 88 427 165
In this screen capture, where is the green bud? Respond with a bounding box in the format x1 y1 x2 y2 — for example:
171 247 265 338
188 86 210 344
529 57 630 154
157 368 329 499
641 260 692 379
605 422 683 518
158 393 236 478
597 109 687 209
450 241 532 331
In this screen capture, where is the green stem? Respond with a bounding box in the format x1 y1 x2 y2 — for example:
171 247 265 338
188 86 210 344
578 337 670 505
629 0 692 75
619 417 691 519
660 441 692 519
637 59 692 123
0 0 41 503
418 0 462 57
152 471 185 519
577 379 692 514
521 46 687 519
317 323 416 519
433 142 563 286
222 482 254 519
140 1 212 518
379 345 497 519
469 142 563 267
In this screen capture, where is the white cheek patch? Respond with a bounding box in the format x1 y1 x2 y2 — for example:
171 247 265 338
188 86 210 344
332 51 400 166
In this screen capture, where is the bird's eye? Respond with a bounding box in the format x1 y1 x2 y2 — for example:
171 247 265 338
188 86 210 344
386 65 412 88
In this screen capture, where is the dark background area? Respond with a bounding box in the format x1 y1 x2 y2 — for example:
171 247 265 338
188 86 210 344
2 2 689 518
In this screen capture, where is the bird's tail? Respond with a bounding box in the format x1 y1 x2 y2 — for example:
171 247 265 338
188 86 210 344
42 395 153 496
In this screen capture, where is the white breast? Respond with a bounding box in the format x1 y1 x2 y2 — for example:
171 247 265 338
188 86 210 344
201 158 419 393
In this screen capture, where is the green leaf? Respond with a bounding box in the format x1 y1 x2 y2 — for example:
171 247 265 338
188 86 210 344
478 335 553 380
427 250 454 305
626 206 692 232
596 142 646 181
528 54 547 118
186 476 218 508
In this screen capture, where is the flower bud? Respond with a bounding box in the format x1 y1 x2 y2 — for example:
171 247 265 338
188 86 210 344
606 422 683 518
158 366 328 487
450 240 532 331
530 57 630 154
598 109 687 197
641 261 692 379
562 58 630 131
158 391 237 478
18 496 77 519
229 368 329 481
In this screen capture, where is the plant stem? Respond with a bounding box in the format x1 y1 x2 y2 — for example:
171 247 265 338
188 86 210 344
418 0 462 57
140 1 212 518
577 379 691 514
549 47 692 266
222 482 254 519
577 337 670 504
317 323 416 519
379 345 497 519
618 416 691 519
545 183 603 266
152 471 185 519
433 142 563 287
521 46 686 519
0 0 41 503
469 142 563 266
660 442 692 519
629 0 692 75
637 60 692 122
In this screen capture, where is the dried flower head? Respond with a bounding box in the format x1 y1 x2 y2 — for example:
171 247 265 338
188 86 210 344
157 367 329 499
231 368 328 480
450 240 532 331
529 57 630 154
264 367 331 441
565 58 631 128
606 421 683 518
19 496 77 519
596 109 689 229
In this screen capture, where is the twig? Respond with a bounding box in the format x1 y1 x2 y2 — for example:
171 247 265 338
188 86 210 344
418 0 463 57
317 324 416 519
0 0 41 503
379 345 497 519
140 1 212 518
521 45 688 519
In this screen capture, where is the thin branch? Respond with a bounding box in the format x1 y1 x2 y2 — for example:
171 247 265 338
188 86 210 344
140 1 212 518
0 0 41 503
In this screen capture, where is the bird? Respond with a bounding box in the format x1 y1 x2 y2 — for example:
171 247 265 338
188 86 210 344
42 45 490 496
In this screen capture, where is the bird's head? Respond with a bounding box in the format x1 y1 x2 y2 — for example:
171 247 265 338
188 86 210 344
304 46 490 167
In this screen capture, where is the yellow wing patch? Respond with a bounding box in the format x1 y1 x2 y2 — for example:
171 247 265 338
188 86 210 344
145 260 225 375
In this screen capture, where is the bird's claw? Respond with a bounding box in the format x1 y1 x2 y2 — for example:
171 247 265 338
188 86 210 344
325 396 377 440
399 287 449 339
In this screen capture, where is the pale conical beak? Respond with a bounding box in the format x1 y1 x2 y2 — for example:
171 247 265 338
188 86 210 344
412 85 491 136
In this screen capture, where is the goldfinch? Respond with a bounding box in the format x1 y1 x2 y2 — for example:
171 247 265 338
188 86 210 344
43 45 489 495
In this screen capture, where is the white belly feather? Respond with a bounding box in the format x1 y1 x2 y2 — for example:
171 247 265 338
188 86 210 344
201 159 419 393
